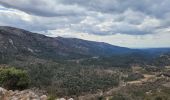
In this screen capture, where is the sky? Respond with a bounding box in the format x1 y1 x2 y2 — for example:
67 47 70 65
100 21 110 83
0 0 170 48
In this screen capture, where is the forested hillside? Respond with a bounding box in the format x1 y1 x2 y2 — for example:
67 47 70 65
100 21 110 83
0 26 170 99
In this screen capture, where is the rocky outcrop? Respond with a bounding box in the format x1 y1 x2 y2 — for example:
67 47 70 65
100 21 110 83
0 87 75 100
0 87 47 100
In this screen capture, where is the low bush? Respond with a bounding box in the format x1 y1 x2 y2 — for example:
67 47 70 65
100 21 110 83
0 67 30 90
123 73 144 81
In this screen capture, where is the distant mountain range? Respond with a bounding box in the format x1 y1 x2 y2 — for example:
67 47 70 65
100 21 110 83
0 26 170 63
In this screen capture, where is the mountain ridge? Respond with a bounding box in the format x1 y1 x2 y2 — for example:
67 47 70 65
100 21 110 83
0 26 170 62
0 26 133 61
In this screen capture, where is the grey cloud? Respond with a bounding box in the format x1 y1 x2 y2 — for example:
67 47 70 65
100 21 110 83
0 0 86 17
0 0 170 36
0 10 85 34
1 0 170 18
60 0 170 18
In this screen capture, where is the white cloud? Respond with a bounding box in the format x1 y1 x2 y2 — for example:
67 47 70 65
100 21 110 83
0 0 170 48
43 27 170 48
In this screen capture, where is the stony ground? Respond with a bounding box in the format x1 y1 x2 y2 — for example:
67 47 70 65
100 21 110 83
0 87 75 100
0 87 47 100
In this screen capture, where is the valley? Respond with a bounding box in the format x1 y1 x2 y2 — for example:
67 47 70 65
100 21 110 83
0 27 170 100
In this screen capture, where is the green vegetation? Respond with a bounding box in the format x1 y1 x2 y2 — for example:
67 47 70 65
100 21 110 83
0 67 30 90
0 26 170 99
23 63 119 96
108 78 170 100
123 73 144 81
47 95 57 100
3 53 169 98
0 52 170 98
109 94 128 100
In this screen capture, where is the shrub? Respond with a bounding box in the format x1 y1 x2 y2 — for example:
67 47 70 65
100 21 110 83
0 67 30 90
109 94 128 100
123 73 144 81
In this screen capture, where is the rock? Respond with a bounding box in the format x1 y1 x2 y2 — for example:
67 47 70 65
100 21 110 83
0 87 48 100
0 87 6 91
56 98 66 100
68 98 74 100
0 87 7 100
0 87 72 100
40 95 48 100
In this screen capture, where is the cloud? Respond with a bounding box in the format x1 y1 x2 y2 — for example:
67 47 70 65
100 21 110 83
1 0 170 18
0 0 87 17
44 27 170 48
61 0 170 17
0 6 85 32
0 0 170 47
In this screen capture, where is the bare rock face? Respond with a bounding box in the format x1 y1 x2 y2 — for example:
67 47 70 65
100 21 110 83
0 87 47 100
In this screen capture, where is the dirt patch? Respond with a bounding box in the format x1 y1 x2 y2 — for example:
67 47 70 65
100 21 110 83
127 74 155 84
